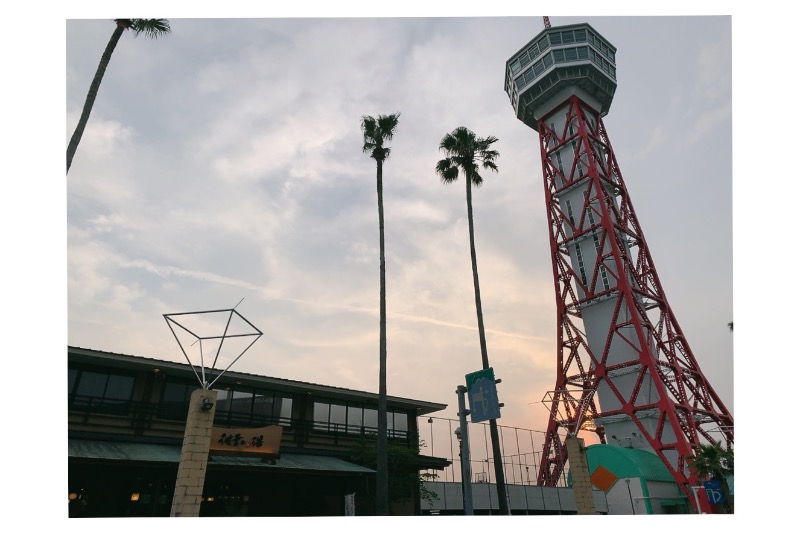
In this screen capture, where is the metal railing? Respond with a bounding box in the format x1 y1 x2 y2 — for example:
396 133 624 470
68 395 411 444
420 416 569 487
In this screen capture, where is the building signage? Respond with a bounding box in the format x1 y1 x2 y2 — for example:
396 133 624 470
465 367 501 423
703 479 724 505
209 425 283 460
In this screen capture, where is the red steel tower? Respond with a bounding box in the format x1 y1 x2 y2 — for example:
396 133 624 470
504 21 733 509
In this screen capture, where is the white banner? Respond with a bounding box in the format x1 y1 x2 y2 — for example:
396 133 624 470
344 493 355 516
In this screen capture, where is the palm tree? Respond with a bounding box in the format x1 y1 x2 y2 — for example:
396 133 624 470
435 126 510 514
690 441 734 513
67 19 171 174
361 112 400 516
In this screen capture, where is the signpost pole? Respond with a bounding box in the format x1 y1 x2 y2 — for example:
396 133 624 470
456 385 474 515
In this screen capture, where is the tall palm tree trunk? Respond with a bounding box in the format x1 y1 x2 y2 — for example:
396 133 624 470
66 22 125 173
465 177 509 514
376 159 389 515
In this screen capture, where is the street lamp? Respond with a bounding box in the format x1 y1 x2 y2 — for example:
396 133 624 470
625 478 636 515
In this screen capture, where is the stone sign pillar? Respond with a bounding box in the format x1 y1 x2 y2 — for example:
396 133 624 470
565 435 596 515
170 388 218 517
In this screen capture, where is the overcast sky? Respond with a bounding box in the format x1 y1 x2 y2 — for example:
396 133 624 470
63 12 736 433
8 2 795 522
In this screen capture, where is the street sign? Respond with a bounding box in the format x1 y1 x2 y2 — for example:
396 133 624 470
465 368 501 423
703 480 724 505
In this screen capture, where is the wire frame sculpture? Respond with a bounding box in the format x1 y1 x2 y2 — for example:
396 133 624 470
541 388 598 438
164 307 263 389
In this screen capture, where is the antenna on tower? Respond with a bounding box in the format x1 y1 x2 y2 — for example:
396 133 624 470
543 16 551 29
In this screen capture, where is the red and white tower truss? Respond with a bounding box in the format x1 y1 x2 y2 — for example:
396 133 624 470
504 22 733 508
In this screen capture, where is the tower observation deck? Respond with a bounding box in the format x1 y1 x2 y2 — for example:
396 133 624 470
505 22 733 511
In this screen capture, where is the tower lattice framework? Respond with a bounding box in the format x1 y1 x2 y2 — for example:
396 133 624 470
535 94 734 502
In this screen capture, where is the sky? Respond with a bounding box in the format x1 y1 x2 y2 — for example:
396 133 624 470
63 12 735 434
6 0 796 525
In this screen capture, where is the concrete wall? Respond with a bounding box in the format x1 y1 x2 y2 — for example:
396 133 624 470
421 481 608 514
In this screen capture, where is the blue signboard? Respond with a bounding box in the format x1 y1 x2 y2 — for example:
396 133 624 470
465 368 501 423
703 480 724 505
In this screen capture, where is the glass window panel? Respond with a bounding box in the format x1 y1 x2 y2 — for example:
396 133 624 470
562 31 574 44
565 48 578 61
313 402 329 423
347 406 363 428
578 46 588 60
278 397 292 420
393 412 408 432
253 392 274 417
543 54 554 68
75 371 107 398
214 388 233 414
523 70 535 84
162 381 189 403
538 36 549 51
575 29 586 42
549 33 561 45
105 374 134 401
68 368 78 394
520 54 531 67
330 404 346 426
159 381 191 419
553 49 565 63
229 389 253 414
363 408 377 430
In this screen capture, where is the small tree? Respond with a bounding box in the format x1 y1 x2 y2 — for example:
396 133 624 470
690 441 734 513
350 433 440 513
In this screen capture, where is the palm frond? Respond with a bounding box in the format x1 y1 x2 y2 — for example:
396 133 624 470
435 158 459 184
437 126 499 186
129 19 172 39
361 113 400 161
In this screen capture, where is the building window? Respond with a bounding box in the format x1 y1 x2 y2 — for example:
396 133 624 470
330 403 347 430
347 406 364 434
253 392 292 426
575 243 588 288
312 400 408 439
565 47 578 61
565 198 575 226
363 407 378 430
390 412 409 437
214 386 294 427
313 402 330 430
556 150 565 175
159 379 194 420
69 368 135 415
